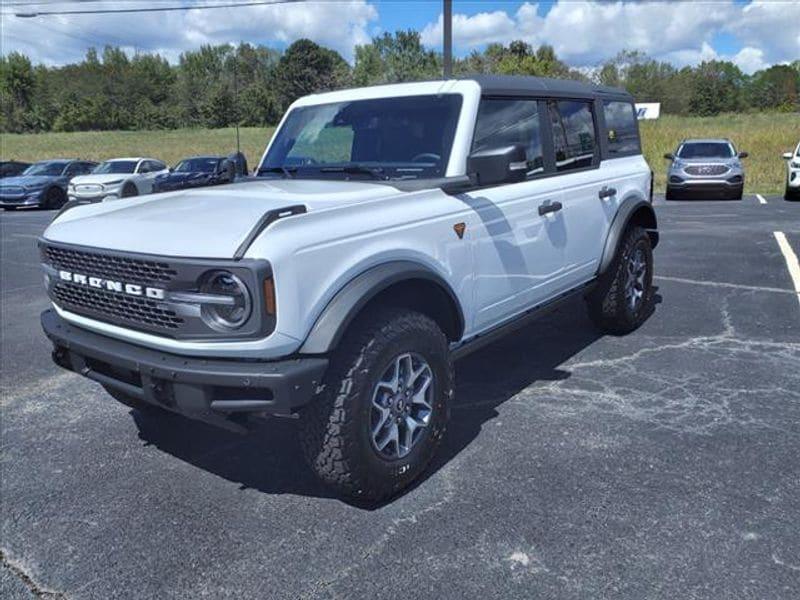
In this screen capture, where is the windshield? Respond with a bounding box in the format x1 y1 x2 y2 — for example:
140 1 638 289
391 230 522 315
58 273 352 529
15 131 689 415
260 94 463 180
92 160 138 174
175 158 221 173
677 142 734 159
23 161 68 176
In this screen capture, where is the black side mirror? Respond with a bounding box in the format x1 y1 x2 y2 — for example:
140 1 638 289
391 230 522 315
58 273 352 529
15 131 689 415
467 144 527 187
664 153 675 160
738 151 748 159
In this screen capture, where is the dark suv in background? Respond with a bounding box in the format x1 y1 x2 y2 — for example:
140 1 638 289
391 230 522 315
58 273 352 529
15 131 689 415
665 138 747 200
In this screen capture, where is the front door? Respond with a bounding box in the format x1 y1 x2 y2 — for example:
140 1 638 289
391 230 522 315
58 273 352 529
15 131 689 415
465 97 569 333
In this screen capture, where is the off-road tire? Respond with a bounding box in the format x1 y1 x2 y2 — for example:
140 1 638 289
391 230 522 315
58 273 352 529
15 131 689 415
298 307 453 502
586 225 654 335
121 183 138 198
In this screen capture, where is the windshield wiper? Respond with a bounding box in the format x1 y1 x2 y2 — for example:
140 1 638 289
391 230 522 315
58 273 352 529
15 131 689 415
318 164 387 180
257 166 296 179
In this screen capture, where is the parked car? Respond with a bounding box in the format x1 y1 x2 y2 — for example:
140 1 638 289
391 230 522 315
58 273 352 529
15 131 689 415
665 138 747 200
1 160 31 179
782 141 800 201
0 159 96 210
68 157 169 203
153 156 230 193
39 75 658 501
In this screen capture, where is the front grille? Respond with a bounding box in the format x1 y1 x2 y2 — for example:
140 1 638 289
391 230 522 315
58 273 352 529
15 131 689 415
0 186 25 196
52 282 183 330
685 165 729 177
43 245 176 285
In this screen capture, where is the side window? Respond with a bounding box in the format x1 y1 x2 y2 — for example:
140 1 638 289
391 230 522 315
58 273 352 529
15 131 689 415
548 100 597 172
136 161 148 174
63 163 81 176
472 98 545 176
604 101 640 156
153 161 167 172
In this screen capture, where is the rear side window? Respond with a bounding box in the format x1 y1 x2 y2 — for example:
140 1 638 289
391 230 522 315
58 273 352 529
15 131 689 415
603 101 640 156
473 98 545 176
548 100 597 172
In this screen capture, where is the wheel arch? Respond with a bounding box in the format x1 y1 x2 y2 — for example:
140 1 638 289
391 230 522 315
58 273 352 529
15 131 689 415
298 261 465 355
598 195 658 276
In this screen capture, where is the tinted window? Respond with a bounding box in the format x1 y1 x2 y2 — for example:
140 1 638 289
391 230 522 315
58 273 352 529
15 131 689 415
262 94 463 179
603 101 640 156
549 101 597 171
677 143 734 159
175 158 221 173
23 161 69 176
472 99 545 176
93 161 137 174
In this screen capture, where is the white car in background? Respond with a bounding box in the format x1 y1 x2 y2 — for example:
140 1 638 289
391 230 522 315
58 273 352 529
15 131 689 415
68 158 169 203
783 142 800 201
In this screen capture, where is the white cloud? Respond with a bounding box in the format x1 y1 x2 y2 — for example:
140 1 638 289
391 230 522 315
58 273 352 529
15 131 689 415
420 0 800 71
0 0 378 64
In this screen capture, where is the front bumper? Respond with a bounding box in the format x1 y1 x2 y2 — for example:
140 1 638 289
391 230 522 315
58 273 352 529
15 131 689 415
0 191 44 206
42 309 328 431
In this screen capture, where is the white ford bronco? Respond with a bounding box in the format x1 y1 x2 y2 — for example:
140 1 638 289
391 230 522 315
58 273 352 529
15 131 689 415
40 76 658 500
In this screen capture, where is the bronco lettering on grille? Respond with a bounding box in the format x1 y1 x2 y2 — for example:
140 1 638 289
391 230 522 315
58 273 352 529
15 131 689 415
58 270 165 299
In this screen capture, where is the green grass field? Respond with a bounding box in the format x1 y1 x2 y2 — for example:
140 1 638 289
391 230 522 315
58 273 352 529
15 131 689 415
1 112 796 193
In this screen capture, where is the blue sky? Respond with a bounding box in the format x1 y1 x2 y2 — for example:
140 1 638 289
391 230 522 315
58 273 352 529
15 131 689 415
2 1 798 74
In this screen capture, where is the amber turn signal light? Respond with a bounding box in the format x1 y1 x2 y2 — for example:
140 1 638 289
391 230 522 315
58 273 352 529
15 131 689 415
263 277 276 316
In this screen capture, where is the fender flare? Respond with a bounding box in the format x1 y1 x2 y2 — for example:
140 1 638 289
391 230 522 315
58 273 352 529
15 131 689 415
598 196 659 276
299 261 465 355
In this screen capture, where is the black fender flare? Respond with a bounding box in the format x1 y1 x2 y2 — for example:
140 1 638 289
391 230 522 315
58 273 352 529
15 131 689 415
299 261 465 355
598 196 659 276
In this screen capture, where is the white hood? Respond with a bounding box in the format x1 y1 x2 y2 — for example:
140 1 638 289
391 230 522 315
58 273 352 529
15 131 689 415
70 173 135 186
44 178 400 258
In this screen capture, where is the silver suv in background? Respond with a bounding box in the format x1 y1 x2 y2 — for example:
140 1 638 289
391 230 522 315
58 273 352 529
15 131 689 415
664 138 747 200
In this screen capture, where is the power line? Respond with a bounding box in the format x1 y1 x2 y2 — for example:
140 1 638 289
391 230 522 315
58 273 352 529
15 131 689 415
7 0 306 17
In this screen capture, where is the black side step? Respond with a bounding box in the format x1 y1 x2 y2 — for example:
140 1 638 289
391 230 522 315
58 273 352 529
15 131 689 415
234 204 307 260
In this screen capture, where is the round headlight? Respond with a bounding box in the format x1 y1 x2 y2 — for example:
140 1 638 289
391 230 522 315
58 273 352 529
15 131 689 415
200 271 251 331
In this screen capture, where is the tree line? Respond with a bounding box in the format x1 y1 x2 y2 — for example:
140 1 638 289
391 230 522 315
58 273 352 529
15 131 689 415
2 31 798 134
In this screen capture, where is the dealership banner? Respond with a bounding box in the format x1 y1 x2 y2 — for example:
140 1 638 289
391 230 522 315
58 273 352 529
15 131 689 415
635 103 661 120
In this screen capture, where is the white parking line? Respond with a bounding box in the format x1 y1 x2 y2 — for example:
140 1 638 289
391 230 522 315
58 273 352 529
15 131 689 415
757 194 767 205
774 232 800 309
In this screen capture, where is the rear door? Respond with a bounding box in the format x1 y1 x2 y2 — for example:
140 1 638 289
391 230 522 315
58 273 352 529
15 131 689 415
547 99 616 281
465 97 568 332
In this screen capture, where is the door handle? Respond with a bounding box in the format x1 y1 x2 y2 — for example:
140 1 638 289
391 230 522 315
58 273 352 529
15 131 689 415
599 186 617 199
538 200 563 216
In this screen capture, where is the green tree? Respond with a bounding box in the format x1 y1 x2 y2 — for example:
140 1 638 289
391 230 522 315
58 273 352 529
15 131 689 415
353 30 439 85
274 39 349 110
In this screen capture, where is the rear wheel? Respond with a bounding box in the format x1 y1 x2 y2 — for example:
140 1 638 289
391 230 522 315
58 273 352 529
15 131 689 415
586 226 654 335
299 306 453 502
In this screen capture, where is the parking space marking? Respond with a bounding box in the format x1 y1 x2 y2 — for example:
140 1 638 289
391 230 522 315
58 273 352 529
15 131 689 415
756 194 767 204
774 232 800 309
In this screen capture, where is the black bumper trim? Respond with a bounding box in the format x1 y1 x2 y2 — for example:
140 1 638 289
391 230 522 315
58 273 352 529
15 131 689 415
42 309 328 430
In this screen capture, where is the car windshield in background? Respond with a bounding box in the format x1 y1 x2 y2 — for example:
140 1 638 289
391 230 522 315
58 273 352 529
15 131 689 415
23 162 68 176
677 143 734 159
92 161 137 174
260 94 463 180
175 158 220 173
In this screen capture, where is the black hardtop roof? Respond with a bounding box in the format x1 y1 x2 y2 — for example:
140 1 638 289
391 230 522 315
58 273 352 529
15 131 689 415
460 74 632 101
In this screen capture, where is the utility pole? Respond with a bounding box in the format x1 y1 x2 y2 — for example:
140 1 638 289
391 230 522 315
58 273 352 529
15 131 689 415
443 0 452 78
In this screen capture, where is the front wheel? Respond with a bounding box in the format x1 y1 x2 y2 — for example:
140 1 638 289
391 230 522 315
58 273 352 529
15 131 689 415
299 307 453 502
44 187 65 210
121 182 138 198
586 226 654 335
786 187 800 201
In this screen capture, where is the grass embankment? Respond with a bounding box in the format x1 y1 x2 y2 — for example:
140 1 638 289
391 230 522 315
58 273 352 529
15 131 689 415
1 113 796 193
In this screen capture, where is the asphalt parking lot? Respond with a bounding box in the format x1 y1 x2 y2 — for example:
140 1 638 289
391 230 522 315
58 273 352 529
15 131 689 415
2 194 799 599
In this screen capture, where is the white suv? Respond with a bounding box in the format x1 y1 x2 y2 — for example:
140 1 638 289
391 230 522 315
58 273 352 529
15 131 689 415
68 157 169 203
783 141 800 201
40 76 658 500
